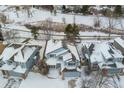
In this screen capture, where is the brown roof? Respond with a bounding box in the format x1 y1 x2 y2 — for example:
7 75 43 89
0 42 6 55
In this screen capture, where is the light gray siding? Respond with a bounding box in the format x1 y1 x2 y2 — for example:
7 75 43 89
64 71 81 77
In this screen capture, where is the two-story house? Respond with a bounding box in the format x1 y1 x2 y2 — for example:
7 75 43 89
45 39 81 77
84 42 124 76
0 43 41 79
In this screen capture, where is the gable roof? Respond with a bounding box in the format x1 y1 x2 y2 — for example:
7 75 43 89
100 43 123 59
62 53 72 62
90 42 123 64
114 37 124 48
0 44 37 63
67 44 80 61
0 44 25 61
45 40 63 55
14 46 36 63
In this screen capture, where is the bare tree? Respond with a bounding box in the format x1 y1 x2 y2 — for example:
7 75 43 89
106 10 118 38
15 6 20 18
11 30 18 42
62 17 66 24
94 14 101 28
23 6 33 18
3 29 18 43
96 74 120 88
0 13 7 27
37 59 49 75
118 18 124 30
78 67 120 88
42 18 53 40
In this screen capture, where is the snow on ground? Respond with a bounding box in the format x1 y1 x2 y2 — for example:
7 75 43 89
19 72 68 88
0 77 8 88
75 66 123 88
0 72 8 88
0 5 9 12
2 25 120 43
3 7 124 30
79 31 119 36
119 76 124 88
47 69 59 79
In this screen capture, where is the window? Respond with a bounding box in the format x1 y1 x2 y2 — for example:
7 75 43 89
108 58 113 61
49 54 55 57
49 65 55 68
20 63 26 68
58 56 63 60
93 63 98 68
68 62 75 66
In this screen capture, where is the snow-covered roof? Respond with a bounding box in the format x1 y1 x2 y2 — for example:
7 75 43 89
0 47 18 61
90 52 103 63
90 42 123 64
114 37 124 49
45 40 63 55
90 43 104 63
62 53 72 62
13 65 27 73
55 49 68 57
0 44 37 63
0 44 25 61
14 46 36 63
0 63 15 71
99 43 112 59
98 62 124 69
67 44 80 61
98 42 123 60
0 43 39 73
115 62 124 68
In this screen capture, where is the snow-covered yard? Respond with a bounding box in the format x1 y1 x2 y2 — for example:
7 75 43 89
1 6 124 30
119 76 124 88
1 5 124 88
19 72 68 88
75 66 124 88
0 72 8 88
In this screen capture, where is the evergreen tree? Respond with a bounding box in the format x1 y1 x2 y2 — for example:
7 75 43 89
31 27 39 40
25 24 40 39
114 5 122 17
81 5 90 15
64 24 79 43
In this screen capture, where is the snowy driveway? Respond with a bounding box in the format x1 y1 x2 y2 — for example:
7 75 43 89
19 72 68 88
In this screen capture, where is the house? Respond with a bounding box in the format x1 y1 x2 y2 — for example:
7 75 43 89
113 37 124 55
45 39 81 77
84 42 124 76
0 43 41 79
